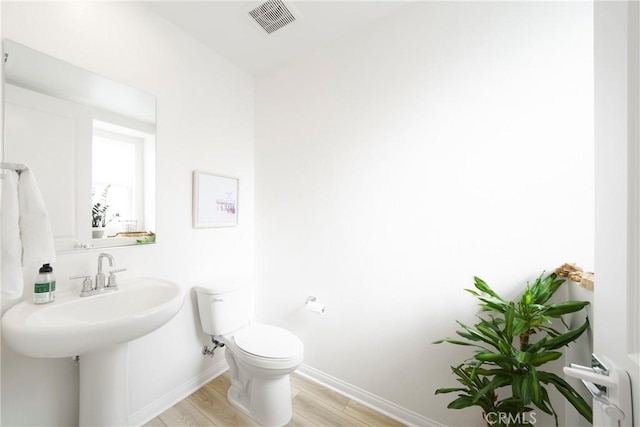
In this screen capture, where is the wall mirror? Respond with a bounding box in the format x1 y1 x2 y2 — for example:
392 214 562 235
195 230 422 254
3 39 156 252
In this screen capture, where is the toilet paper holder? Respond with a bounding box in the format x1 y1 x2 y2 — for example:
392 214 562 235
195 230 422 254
305 296 326 315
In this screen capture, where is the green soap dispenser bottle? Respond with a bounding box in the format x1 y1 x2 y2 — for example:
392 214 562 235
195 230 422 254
34 264 56 304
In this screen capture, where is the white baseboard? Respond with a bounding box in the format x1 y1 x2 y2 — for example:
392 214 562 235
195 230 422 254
129 360 228 426
129 361 443 427
296 364 446 427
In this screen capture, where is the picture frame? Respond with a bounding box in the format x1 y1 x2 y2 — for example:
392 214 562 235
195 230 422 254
192 171 239 228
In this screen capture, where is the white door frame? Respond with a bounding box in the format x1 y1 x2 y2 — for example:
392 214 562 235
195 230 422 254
594 0 640 423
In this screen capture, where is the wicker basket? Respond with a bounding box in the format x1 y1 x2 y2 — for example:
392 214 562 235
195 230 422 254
119 219 138 233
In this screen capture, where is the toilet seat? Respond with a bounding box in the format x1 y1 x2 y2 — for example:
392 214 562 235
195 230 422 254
230 324 304 369
234 324 303 359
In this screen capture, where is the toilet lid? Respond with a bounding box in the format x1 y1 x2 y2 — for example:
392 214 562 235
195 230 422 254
234 324 303 359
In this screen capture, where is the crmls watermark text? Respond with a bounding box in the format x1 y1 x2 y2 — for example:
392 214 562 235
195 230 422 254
484 412 537 425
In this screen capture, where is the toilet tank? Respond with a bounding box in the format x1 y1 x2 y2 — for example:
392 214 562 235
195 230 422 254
195 280 251 336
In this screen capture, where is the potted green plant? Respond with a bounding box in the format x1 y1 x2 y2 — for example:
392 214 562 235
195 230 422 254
92 185 112 238
434 272 592 426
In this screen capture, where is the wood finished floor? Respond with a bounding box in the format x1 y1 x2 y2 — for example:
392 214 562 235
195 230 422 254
142 372 406 427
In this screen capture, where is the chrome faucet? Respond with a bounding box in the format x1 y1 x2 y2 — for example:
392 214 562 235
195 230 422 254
70 252 126 297
96 252 115 290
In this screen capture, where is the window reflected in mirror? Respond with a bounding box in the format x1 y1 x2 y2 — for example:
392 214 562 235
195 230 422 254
92 120 155 242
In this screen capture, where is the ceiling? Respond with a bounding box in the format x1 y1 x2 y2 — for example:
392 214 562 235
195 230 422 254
145 1 415 76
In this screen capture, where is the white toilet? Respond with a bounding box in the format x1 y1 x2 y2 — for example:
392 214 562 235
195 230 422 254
195 282 304 427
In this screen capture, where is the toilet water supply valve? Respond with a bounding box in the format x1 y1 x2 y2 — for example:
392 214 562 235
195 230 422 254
202 337 225 357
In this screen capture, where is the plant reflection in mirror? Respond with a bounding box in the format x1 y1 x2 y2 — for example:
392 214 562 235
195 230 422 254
136 233 156 244
92 185 114 228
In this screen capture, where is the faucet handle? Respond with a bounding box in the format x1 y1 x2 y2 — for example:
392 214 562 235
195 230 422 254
107 268 127 288
70 274 93 296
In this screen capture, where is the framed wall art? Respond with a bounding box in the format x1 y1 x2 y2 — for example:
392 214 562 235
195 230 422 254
192 171 239 228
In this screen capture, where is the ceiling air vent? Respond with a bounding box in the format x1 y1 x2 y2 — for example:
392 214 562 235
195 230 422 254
248 0 299 35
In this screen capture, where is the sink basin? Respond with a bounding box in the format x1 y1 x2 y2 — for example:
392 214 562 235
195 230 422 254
2 277 185 358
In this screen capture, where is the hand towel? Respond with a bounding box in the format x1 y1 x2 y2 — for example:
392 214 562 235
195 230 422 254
18 167 56 268
1 170 24 299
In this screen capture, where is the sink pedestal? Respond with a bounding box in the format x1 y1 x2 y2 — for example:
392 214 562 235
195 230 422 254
79 343 129 426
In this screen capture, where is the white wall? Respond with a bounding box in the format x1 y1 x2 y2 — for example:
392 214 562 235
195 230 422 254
1 2 595 426
1 2 253 425
255 2 593 426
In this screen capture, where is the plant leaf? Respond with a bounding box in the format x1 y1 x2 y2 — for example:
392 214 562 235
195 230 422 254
447 396 475 409
530 351 562 366
544 301 590 317
504 302 515 341
456 321 501 349
521 373 532 404
539 371 593 423
476 323 503 344
475 351 512 364
472 376 511 404
435 387 468 395
433 338 471 346
533 385 555 416
533 318 590 351
516 351 532 365
530 366 541 403
473 276 505 301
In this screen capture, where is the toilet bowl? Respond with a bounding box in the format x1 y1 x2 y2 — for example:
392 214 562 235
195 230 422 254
195 283 304 427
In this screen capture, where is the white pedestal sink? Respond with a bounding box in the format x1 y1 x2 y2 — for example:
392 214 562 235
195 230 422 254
2 278 185 426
